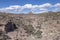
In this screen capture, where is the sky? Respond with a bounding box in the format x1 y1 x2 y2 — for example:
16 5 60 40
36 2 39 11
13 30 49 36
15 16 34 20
0 0 60 14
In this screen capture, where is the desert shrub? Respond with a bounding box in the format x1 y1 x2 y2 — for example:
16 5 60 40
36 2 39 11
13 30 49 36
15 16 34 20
36 25 41 29
24 24 35 35
0 30 3 36
57 21 60 24
0 30 11 40
34 30 42 38
15 19 24 27
0 30 5 40
0 15 6 20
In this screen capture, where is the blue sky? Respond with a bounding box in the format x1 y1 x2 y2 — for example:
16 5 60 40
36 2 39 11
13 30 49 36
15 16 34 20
0 0 60 13
0 0 59 7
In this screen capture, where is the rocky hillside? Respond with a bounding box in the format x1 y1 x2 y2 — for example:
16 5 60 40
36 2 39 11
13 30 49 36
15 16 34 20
0 12 60 40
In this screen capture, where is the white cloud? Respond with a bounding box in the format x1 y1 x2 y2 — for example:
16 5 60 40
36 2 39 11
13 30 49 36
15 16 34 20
1 5 21 10
23 4 32 8
40 11 48 13
39 3 52 8
53 8 60 12
0 5 22 13
54 3 60 8
52 3 60 12
40 8 47 10
6 5 21 10
33 10 48 13
0 3 60 13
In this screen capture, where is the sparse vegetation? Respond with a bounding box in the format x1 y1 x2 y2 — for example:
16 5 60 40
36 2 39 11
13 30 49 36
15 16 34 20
24 24 35 35
0 12 60 40
0 30 11 40
34 30 42 38
57 21 60 24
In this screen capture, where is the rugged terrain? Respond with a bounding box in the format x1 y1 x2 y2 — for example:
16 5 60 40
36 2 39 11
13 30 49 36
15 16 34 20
0 12 60 40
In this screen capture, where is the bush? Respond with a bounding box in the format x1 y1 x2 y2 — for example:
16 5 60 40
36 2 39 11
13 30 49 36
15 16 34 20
0 30 11 40
24 25 35 35
34 30 42 38
57 21 60 24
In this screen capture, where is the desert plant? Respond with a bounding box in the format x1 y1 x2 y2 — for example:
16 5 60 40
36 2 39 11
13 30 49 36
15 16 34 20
23 24 35 35
0 30 11 40
57 21 60 24
34 30 42 38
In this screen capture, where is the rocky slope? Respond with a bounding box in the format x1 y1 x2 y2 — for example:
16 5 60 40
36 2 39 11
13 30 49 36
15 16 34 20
0 12 60 40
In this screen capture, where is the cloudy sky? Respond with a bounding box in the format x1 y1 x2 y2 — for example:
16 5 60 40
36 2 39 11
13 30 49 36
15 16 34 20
0 0 60 14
